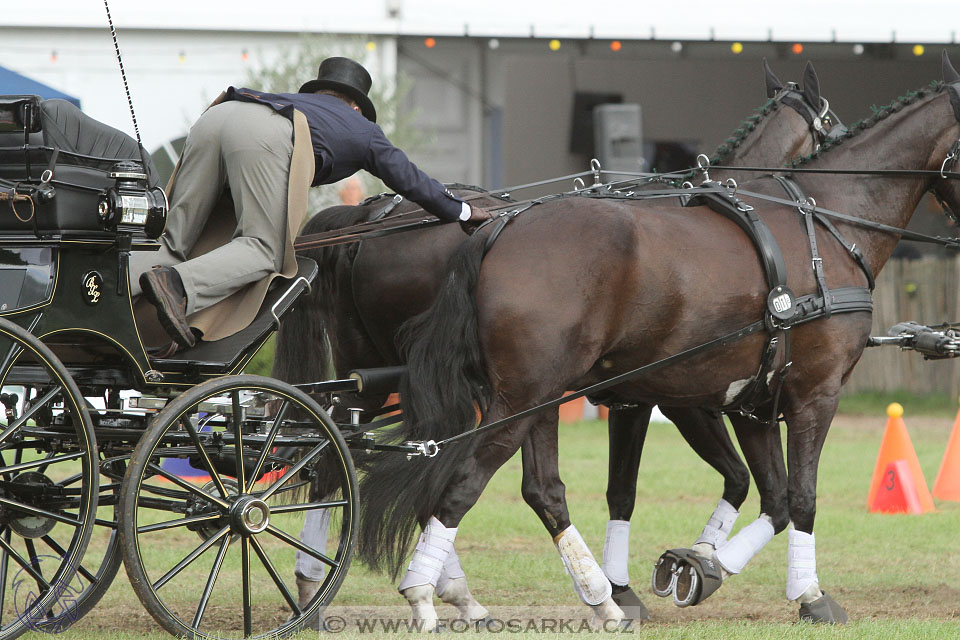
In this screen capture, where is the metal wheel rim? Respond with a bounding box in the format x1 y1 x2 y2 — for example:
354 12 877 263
120 376 357 640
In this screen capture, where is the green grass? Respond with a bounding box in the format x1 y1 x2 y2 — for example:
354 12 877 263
20 413 960 638
838 391 958 418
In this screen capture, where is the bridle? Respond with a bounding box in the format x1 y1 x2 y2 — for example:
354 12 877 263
773 83 847 149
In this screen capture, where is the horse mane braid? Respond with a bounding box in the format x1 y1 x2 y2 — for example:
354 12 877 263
678 98 779 182
792 81 945 167
712 98 779 166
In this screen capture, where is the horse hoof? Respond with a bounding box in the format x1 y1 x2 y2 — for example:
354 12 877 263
798 591 848 624
651 551 681 597
672 554 723 608
611 584 650 622
472 616 497 631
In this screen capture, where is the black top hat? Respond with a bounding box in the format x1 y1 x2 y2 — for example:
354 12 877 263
299 57 377 122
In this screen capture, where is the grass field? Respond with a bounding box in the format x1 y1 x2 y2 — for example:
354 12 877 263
22 409 960 638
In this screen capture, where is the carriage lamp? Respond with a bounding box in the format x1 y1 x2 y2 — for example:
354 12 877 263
98 160 167 238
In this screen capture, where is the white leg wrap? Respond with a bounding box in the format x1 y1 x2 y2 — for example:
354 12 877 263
295 508 331 581
786 527 820 602
397 516 457 592
714 515 774 575
435 545 467 597
694 499 740 549
601 520 631 586
556 525 613 606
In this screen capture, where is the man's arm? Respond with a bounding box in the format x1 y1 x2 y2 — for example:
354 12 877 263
364 127 470 222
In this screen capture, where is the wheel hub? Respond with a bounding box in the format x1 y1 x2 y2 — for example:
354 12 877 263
230 496 270 535
185 477 238 541
6 472 58 538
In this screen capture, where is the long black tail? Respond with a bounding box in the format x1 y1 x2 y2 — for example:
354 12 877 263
272 205 366 387
357 229 492 578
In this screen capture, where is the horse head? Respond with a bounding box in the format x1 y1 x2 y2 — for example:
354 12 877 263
930 51 960 225
727 60 844 173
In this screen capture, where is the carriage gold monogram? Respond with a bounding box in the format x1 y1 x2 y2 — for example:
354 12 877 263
82 272 103 305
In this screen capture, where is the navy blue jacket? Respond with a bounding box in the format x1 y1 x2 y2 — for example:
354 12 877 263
225 87 463 221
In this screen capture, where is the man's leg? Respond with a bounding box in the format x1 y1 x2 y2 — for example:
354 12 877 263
129 105 230 297
173 102 292 315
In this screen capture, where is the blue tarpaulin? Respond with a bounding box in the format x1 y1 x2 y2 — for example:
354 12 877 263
0 65 81 108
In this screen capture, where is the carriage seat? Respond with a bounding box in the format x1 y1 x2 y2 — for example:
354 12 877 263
0 95 159 234
149 256 318 374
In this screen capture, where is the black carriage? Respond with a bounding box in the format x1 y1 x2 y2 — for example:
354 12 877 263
0 94 376 639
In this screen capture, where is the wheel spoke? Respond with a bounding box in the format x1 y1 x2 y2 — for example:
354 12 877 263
153 525 229 592
0 535 50 590
249 536 300 615
0 529 10 627
0 496 83 528
232 391 246 492
182 417 231 500
265 525 338 569
192 535 230 630
270 500 348 514
258 440 330 501
0 385 61 446
24 539 47 602
145 463 229 509
0 452 85 476
241 537 251 637
246 400 288 493
41 535 96 583
138 513 222 535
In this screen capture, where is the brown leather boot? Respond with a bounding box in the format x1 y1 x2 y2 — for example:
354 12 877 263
140 267 195 349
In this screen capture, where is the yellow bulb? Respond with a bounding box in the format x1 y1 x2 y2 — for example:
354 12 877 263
887 402 904 418
366 41 377 51
913 44 925 56
549 39 561 51
731 42 744 54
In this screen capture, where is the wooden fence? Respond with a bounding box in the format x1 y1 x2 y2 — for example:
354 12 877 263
843 256 960 394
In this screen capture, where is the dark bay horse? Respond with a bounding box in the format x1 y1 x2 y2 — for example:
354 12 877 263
358 54 960 628
275 62 840 622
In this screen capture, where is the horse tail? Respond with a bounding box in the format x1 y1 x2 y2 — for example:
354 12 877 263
271 280 331 385
357 229 492 578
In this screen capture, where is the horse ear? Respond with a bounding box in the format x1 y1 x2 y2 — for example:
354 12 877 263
763 58 783 98
943 50 960 84
802 61 822 110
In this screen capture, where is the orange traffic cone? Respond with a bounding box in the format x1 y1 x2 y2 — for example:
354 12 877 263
869 459 925 514
933 399 960 502
558 392 585 423
867 403 935 513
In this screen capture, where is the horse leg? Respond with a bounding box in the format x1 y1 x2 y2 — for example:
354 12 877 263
434 546 490 623
601 405 652 620
661 406 751 557
656 413 787 608
783 395 849 623
705 415 790 585
395 399 534 631
518 411 626 629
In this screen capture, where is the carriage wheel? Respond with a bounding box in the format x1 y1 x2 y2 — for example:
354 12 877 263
119 375 358 639
0 318 98 638
33 452 126 631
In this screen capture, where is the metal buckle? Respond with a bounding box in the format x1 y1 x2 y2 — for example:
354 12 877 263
591 158 602 186
696 154 711 182
940 139 960 178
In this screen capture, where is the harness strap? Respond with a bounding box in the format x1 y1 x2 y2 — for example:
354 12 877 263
772 175 876 291
680 182 789 292
774 176 832 317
